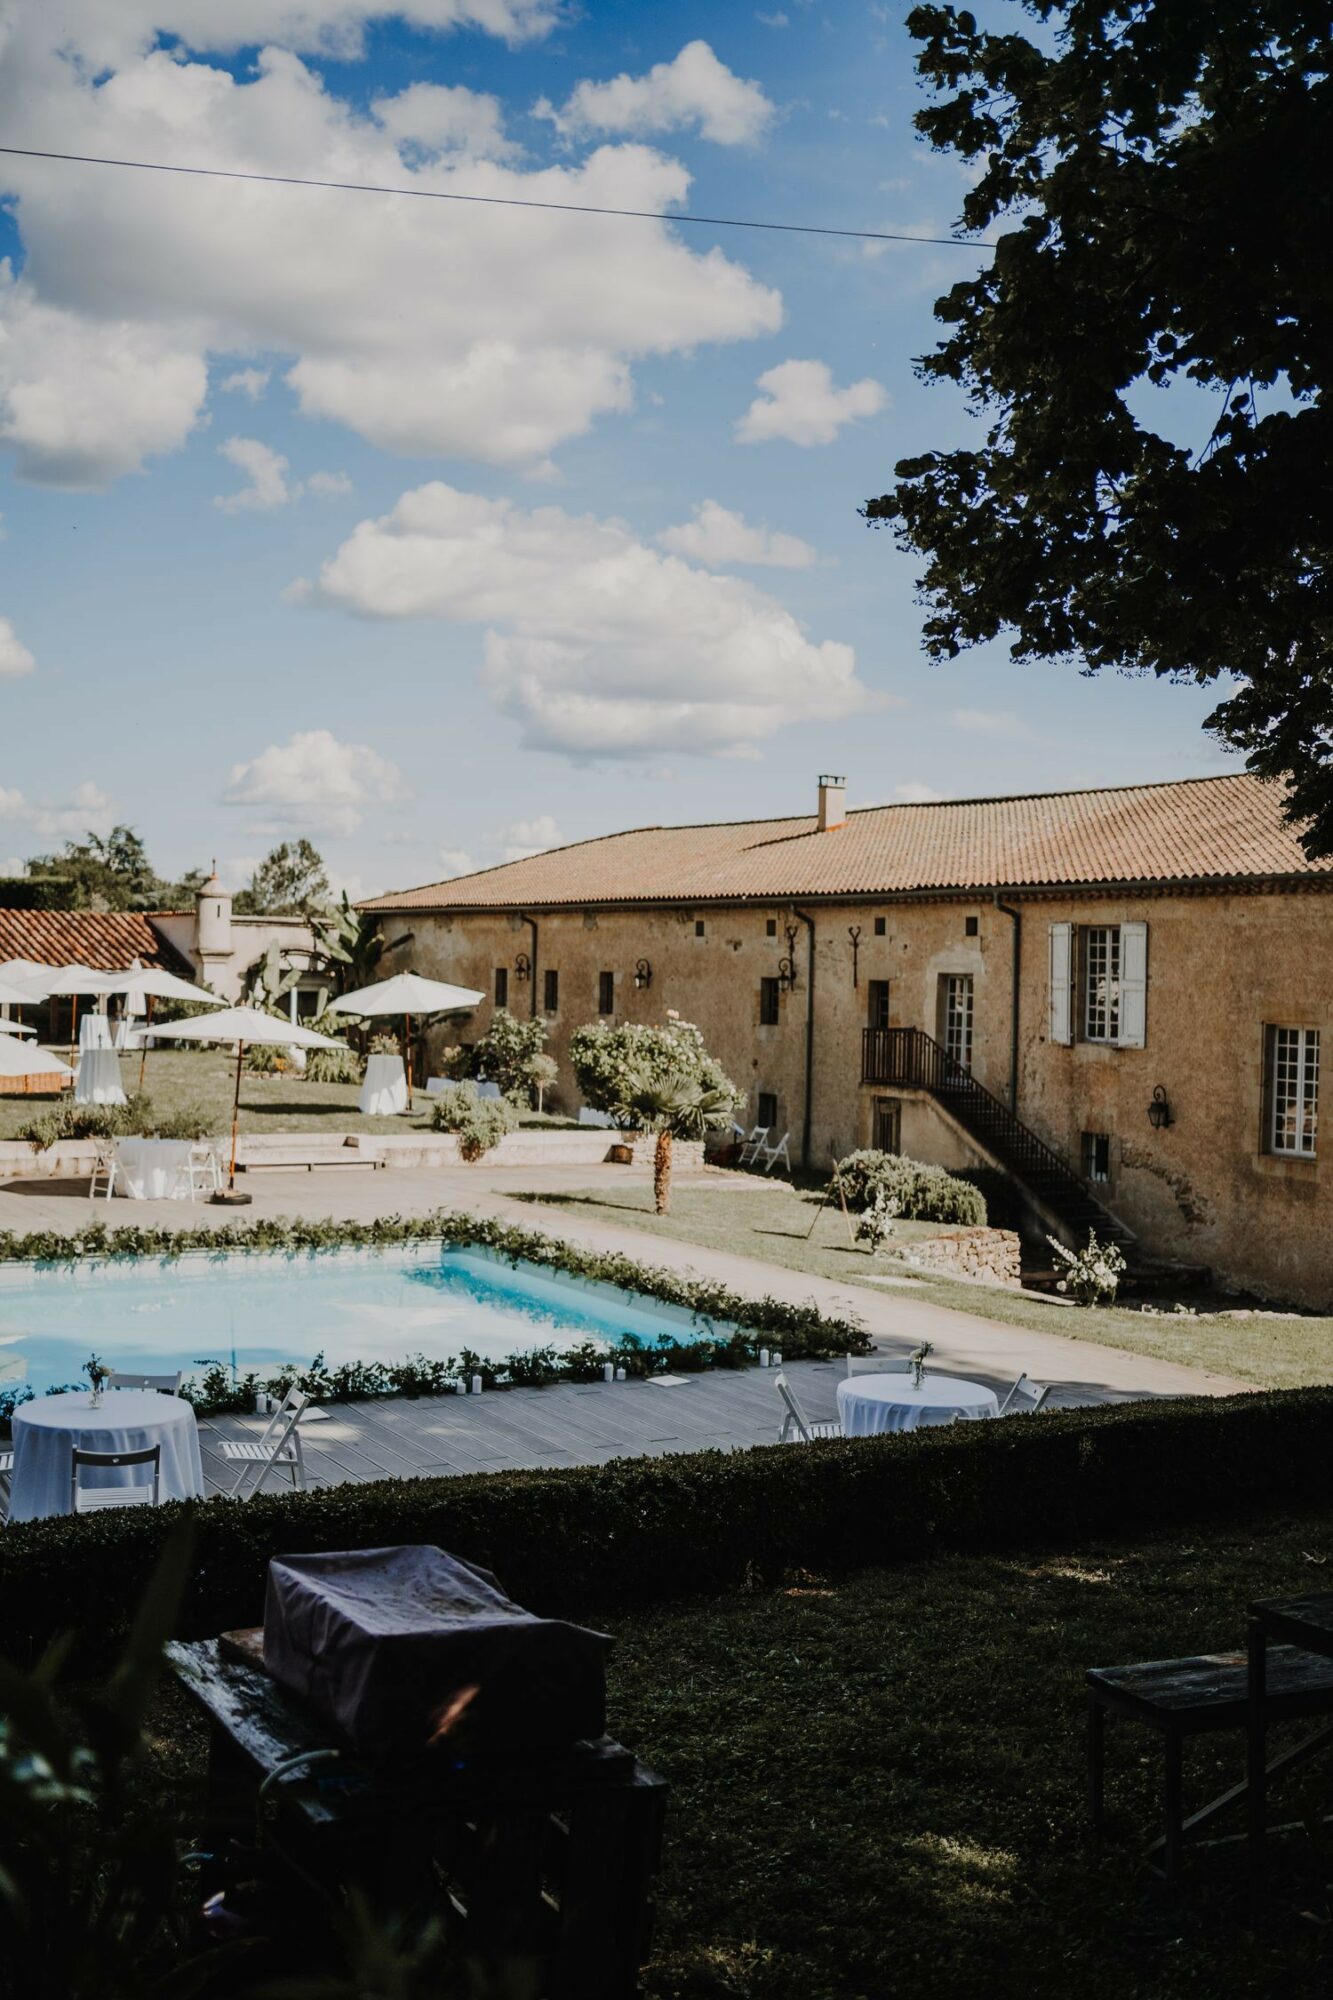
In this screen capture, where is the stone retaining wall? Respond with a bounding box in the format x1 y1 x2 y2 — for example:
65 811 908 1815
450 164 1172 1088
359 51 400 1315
899 1226 1023 1288
0 1131 702 1180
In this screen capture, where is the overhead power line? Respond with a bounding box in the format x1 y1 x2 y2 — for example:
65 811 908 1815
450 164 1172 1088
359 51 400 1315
0 144 997 251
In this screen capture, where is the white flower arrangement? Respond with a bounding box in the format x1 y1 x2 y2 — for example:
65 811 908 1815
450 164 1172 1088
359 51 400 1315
1047 1229 1127 1307
855 1188 901 1256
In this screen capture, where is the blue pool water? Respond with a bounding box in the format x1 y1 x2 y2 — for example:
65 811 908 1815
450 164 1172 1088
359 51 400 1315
0 1245 720 1396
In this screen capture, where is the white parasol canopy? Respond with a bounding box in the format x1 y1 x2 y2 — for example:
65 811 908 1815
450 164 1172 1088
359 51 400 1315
43 964 113 996
99 960 228 1007
326 972 482 1111
326 973 484 1018
0 974 39 1009
0 1019 36 1037
148 1008 349 1198
0 960 57 1001
0 1039 73 1080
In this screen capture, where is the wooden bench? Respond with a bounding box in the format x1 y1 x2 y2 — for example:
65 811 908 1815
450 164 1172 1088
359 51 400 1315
1087 1646 1333 1882
170 1632 667 1995
237 1149 385 1174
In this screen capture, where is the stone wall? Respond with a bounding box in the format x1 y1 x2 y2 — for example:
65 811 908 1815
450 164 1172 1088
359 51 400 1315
897 1227 1023 1288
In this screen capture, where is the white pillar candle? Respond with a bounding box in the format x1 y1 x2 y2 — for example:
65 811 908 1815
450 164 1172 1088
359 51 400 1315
603 1361 615 1382
470 1374 483 1395
615 1365 627 1381
771 1351 783 1368
758 1348 770 1369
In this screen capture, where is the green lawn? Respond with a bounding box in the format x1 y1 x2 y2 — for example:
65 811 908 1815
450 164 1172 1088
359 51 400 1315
0 1048 578 1141
144 1509 1333 1998
519 1181 1333 1390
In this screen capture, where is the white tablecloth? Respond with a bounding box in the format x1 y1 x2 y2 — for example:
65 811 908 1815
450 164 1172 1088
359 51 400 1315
114 1136 214 1200
359 1051 408 1115
79 1012 114 1050
8 1389 205 1521
75 1046 127 1105
836 1371 1000 1436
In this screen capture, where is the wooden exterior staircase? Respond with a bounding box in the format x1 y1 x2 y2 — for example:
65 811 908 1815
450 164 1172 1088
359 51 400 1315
860 1026 1136 1252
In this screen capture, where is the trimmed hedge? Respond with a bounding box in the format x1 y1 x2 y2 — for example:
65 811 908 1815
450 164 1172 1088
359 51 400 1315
3 1387 1332 1664
831 1149 988 1226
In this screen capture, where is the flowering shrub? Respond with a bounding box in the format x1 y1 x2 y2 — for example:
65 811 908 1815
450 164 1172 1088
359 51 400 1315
473 1009 551 1104
1049 1229 1127 1306
428 1085 517 1159
570 1014 741 1128
855 1189 901 1254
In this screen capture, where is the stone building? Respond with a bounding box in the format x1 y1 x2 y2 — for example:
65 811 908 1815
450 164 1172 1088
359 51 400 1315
363 773 1333 1306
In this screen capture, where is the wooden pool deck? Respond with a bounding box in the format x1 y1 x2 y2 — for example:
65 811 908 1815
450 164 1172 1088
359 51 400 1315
195 1352 1090 1495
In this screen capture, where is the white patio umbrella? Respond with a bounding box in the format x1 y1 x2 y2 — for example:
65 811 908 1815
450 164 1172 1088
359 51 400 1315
99 959 228 1090
0 960 56 1002
325 972 483 1111
0 1019 36 1036
148 1007 349 1204
0 1038 73 1082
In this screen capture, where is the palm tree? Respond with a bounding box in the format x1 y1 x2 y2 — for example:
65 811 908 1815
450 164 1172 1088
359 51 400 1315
622 1070 736 1214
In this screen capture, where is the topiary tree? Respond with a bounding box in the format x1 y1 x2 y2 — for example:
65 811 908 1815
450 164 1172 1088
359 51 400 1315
570 1013 741 1131
429 1085 517 1161
473 1008 551 1104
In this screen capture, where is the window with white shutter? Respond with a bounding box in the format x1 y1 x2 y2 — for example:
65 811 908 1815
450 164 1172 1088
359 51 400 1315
1048 923 1072 1044
1117 921 1148 1048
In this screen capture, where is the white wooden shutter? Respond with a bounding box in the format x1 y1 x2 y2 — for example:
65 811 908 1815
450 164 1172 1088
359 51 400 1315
1117 921 1147 1047
1048 923 1072 1045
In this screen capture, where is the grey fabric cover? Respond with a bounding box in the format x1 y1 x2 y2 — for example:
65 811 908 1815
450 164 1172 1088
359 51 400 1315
263 1544 611 1758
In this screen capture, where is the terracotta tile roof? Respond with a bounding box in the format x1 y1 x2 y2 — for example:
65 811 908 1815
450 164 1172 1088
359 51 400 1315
363 774 1330 913
0 909 196 975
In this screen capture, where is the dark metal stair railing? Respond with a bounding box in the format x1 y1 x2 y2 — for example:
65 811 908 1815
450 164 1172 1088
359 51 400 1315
860 1026 1134 1244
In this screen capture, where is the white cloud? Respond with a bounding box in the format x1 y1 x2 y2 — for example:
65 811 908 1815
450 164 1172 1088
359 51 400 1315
0 854 25 874
538 41 774 147
948 707 1035 741
495 814 562 861
656 499 816 569
300 480 875 758
736 359 887 447
891 782 943 803
0 39 780 485
0 617 35 679
372 82 517 159
30 780 116 841
215 436 293 511
438 847 477 877
305 469 352 498
220 367 270 400
223 728 407 835
756 11 789 25
0 787 25 819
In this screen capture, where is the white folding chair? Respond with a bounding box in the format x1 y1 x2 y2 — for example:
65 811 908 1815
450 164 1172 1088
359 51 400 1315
845 1355 914 1378
760 1131 792 1175
738 1125 769 1166
88 1141 121 1202
171 1142 222 1203
774 1371 841 1444
221 1388 310 1499
71 1444 162 1513
106 1371 183 1396
0 1447 12 1521
997 1373 1054 1415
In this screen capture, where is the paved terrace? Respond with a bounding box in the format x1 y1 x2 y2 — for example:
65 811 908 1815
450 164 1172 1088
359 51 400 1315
0 1158 1251 1490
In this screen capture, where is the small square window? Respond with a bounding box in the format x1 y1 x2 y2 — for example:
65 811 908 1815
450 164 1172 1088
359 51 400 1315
965 915 979 937
695 919 706 937
759 977 780 1026
757 1091 778 1129
765 918 777 937
543 968 559 1014
1081 1132 1111 1182
597 970 614 1016
493 967 508 1008
873 916 886 936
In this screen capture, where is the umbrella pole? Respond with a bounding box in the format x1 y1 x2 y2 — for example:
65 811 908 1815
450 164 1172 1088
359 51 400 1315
404 1011 413 1112
137 995 153 1096
210 1039 252 1205
68 993 78 1066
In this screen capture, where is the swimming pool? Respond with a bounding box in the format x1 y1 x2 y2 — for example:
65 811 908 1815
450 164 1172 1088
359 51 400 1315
0 1244 723 1396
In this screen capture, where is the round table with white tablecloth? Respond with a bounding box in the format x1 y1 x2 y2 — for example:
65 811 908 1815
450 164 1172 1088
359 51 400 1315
74 1045 127 1106
113 1135 217 1200
836 1370 1000 1437
79 1012 114 1050
7 1389 205 1522
359 1051 408 1116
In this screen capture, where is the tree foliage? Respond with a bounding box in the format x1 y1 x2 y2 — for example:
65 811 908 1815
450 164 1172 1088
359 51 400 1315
473 1007 551 1103
866 1 1333 851
234 838 330 915
570 1015 742 1130
23 826 204 911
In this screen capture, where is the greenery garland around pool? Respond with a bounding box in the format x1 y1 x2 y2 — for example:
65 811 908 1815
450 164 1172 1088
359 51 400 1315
0 1209 869 1420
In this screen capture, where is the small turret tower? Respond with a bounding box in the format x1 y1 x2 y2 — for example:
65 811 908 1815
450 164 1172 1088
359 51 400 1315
194 862 233 987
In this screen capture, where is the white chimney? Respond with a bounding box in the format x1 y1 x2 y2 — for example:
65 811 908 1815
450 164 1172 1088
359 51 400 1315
817 774 847 832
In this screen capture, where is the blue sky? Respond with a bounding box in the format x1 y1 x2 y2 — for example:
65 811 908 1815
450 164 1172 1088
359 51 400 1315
0 0 1237 899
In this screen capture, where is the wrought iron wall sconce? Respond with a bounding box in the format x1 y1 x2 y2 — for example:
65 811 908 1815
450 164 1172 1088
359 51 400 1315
633 957 653 990
513 953 531 984
1147 1084 1173 1130
847 925 862 988
777 924 800 991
